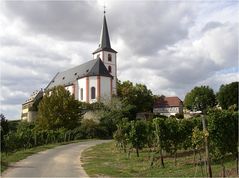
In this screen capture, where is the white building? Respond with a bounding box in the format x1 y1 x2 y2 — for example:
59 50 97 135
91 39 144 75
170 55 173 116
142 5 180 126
21 13 117 121
153 96 183 117
45 13 117 103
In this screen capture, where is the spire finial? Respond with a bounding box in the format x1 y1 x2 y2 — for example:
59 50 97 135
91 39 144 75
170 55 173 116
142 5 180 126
103 2 106 14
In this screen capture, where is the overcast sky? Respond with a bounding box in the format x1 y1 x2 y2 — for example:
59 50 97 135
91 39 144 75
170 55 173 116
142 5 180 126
0 0 238 120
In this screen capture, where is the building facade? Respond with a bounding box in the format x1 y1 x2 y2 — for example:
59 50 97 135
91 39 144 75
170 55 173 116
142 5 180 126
21 90 43 122
153 96 183 117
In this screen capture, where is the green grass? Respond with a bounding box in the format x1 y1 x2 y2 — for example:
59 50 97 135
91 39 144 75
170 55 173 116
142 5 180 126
1 139 91 173
82 141 237 177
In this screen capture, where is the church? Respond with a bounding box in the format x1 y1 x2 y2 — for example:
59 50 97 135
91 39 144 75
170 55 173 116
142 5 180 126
21 13 117 121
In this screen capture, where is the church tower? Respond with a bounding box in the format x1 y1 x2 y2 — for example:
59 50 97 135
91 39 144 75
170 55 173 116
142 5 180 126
93 13 117 95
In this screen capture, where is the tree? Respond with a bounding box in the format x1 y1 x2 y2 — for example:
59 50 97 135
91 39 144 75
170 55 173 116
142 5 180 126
184 86 216 112
207 109 238 177
1 114 9 152
114 118 131 153
117 80 154 114
217 82 238 110
128 120 148 157
152 117 166 168
36 86 82 130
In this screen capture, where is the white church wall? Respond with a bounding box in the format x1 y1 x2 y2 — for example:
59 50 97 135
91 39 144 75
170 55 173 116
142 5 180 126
94 51 117 95
65 85 73 95
89 76 97 103
93 52 103 60
101 76 111 100
78 78 87 102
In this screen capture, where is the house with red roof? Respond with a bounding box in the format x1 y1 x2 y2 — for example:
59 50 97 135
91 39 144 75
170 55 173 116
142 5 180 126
153 96 183 117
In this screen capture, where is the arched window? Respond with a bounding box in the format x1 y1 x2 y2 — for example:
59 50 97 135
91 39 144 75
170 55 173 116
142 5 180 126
91 87 96 99
80 88 83 100
108 54 112 61
108 66 112 73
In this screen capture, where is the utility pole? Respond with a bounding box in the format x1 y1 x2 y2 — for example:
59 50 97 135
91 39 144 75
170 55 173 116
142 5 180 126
202 115 212 178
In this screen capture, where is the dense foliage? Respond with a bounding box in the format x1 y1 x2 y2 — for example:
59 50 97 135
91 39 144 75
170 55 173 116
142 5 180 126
217 82 238 110
184 85 216 112
36 86 82 130
117 80 154 114
114 110 238 175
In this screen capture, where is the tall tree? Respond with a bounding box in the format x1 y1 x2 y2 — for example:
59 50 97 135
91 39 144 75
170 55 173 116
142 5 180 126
184 86 216 112
217 82 238 110
117 80 154 114
36 86 82 130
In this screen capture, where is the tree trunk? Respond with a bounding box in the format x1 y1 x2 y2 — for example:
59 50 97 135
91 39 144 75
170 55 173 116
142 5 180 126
34 133 37 146
199 151 204 177
174 152 177 166
221 159 225 177
236 153 239 176
160 147 165 168
136 147 139 157
193 149 196 166
127 149 131 159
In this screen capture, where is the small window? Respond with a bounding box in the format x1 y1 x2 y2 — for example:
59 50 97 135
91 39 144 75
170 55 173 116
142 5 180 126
80 88 83 100
74 73 77 75
97 54 100 58
62 77 65 80
108 66 112 73
108 54 112 61
91 87 96 99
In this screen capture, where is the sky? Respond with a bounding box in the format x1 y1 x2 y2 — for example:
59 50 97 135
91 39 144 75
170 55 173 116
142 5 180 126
0 0 238 120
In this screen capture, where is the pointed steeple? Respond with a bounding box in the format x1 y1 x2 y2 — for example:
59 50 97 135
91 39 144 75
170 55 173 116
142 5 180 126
93 14 117 54
100 15 111 49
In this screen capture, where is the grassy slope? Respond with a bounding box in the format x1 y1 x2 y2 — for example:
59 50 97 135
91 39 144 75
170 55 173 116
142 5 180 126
1 140 88 173
82 141 237 177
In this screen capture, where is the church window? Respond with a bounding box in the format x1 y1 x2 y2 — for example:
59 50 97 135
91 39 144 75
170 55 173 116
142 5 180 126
91 87 96 99
80 88 83 100
108 66 112 73
108 54 112 61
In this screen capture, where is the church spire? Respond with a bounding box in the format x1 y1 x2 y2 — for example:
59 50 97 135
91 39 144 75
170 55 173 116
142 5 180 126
99 15 111 49
93 12 117 54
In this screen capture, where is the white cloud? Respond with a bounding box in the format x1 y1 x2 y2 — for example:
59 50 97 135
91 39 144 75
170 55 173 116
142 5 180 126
0 1 238 120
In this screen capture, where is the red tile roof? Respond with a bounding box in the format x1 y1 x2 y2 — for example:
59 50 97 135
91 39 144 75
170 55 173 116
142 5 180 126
154 96 183 108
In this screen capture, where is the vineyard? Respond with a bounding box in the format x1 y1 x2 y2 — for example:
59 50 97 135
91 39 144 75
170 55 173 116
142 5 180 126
113 109 238 177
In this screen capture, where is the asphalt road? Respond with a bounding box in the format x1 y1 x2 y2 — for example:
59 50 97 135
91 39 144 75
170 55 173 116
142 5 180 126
2 139 111 177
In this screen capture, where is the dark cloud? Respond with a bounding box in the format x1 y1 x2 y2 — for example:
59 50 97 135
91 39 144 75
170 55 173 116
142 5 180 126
202 21 224 32
4 1 197 56
4 1 101 42
0 1 238 119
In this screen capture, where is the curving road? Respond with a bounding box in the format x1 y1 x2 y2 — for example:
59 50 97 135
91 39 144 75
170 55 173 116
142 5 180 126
2 140 111 177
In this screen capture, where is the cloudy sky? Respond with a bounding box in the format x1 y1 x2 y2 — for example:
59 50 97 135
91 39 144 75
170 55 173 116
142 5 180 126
0 0 238 120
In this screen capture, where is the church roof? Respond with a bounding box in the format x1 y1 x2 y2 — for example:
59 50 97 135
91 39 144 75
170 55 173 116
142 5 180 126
93 15 117 54
45 57 112 90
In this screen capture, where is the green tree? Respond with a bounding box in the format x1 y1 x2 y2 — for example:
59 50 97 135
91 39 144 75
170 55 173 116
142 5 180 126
128 120 148 157
1 114 9 152
164 118 182 166
217 82 238 110
36 86 82 130
152 117 166 168
207 109 238 177
117 80 154 114
184 86 216 112
114 118 131 153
